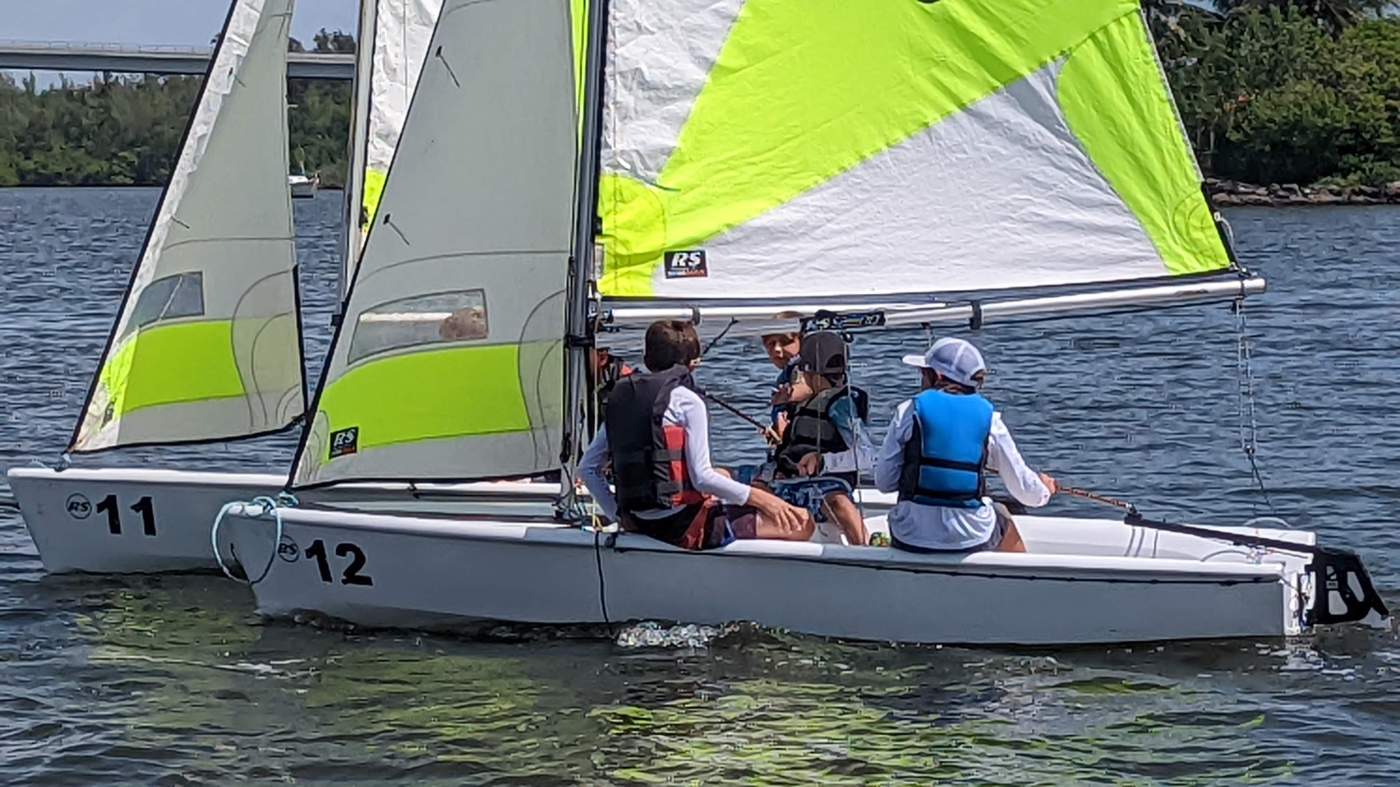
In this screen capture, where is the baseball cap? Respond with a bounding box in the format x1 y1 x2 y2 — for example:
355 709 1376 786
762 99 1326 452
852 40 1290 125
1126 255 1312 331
797 331 847 374
902 337 986 388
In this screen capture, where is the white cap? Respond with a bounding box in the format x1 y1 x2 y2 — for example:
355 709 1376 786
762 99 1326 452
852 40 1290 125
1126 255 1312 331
902 338 986 388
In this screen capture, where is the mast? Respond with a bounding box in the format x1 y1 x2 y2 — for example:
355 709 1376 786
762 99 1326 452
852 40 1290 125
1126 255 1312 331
340 0 378 310
560 0 609 502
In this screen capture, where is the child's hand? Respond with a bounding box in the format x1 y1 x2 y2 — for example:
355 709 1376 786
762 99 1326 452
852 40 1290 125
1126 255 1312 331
797 452 823 477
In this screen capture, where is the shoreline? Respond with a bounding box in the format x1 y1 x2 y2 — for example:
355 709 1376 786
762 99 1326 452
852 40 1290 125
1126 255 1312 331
1208 178 1400 206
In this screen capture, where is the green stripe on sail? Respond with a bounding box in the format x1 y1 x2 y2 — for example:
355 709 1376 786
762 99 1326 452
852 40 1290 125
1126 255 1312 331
572 0 589 123
1057 11 1230 274
315 344 531 459
362 168 388 229
100 320 246 417
599 0 1139 296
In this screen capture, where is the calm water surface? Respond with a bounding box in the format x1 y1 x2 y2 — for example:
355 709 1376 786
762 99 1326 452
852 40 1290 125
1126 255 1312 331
1 188 1398 784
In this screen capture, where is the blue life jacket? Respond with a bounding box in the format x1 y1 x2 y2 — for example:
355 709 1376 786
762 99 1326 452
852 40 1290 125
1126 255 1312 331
898 389 994 509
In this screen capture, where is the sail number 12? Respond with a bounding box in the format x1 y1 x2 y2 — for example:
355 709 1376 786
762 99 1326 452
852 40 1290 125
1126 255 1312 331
305 539 374 586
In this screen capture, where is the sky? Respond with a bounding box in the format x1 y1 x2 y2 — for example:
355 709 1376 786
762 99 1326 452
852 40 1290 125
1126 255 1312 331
3 0 358 47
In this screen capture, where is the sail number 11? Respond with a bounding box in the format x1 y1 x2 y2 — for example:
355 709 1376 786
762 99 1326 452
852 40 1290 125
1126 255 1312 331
96 495 156 536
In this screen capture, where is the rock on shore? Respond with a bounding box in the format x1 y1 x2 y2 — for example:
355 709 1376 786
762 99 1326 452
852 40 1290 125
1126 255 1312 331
1208 178 1400 206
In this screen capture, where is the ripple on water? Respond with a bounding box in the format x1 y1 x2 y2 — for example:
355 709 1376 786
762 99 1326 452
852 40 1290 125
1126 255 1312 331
2 192 1400 781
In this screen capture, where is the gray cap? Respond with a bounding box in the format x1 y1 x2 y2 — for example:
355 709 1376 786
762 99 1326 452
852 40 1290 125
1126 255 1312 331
797 331 847 374
902 338 986 388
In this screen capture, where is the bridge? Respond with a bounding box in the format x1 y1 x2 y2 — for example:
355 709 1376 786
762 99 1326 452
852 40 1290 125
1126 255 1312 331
0 40 353 80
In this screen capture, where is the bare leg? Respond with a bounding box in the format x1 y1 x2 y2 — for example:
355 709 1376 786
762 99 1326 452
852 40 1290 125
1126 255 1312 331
823 493 868 546
752 509 814 541
992 503 1026 553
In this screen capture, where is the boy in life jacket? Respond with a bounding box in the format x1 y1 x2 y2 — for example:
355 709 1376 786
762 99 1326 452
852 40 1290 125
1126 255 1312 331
772 331 874 546
760 331 808 432
873 338 1057 553
579 320 813 550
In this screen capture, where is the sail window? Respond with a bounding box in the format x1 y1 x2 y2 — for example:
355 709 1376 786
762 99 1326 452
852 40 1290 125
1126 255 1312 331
127 272 206 333
348 289 489 364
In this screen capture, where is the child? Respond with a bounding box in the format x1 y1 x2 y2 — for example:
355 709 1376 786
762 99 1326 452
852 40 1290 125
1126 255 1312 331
760 331 809 432
772 331 873 546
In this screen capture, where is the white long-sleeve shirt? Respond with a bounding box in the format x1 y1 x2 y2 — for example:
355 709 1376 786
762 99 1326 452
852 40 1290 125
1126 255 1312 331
810 393 877 476
874 398 1050 550
579 385 752 521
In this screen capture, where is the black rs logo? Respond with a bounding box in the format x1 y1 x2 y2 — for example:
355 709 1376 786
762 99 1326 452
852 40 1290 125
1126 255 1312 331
66 493 92 520
329 427 359 458
277 535 301 563
663 250 708 279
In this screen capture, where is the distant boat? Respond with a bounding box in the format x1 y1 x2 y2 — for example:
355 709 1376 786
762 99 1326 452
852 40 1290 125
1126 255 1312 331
288 172 318 199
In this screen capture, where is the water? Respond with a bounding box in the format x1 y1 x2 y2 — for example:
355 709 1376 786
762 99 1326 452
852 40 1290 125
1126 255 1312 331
1 187 1398 783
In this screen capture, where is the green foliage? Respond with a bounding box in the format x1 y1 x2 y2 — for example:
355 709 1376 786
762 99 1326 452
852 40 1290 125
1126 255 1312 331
1157 6 1400 186
1 11 1399 190
0 33 350 188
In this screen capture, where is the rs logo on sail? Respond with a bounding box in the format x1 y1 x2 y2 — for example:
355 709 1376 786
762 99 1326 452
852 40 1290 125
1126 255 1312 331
664 250 708 279
329 427 359 458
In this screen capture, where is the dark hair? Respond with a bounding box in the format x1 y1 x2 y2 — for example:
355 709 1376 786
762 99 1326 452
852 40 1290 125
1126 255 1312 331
644 320 701 371
923 368 980 395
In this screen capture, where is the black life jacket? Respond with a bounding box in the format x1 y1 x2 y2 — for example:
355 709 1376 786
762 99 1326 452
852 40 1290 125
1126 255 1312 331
604 366 705 513
775 385 853 477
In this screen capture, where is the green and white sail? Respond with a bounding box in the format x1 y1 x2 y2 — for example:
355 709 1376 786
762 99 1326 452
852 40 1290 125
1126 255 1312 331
360 0 444 238
290 0 578 488
597 0 1234 301
70 0 304 453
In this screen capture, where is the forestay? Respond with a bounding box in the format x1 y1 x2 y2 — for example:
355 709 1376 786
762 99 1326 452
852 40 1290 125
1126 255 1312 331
597 0 1235 301
70 0 304 453
289 0 578 489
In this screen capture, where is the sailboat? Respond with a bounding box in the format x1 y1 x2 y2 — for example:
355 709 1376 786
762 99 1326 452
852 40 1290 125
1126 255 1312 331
212 0 1387 644
5 0 457 574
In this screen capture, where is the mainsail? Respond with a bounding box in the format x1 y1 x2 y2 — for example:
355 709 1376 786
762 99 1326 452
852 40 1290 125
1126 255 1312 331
597 0 1239 303
289 0 579 488
70 0 305 453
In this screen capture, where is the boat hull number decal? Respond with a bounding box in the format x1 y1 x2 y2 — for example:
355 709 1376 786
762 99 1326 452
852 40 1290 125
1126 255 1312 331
305 539 374 586
83 494 157 536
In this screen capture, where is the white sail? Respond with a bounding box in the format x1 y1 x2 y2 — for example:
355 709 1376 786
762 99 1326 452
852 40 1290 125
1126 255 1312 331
70 0 304 453
360 0 443 238
289 0 578 488
596 0 1238 303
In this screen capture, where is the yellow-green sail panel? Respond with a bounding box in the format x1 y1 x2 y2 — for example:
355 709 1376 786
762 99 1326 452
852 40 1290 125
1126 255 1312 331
598 0 1232 300
70 0 305 452
1058 10 1229 274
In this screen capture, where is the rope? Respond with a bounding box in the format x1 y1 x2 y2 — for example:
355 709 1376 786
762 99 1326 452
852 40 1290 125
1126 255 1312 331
1061 485 1138 515
1234 298 1277 515
593 528 614 634
210 494 295 585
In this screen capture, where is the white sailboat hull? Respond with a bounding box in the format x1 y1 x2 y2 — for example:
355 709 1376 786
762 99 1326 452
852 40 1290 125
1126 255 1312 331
288 174 318 198
5 467 559 574
219 503 1320 645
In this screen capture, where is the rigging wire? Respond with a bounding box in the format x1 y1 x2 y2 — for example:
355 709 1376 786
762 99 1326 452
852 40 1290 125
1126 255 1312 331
1233 296 1277 516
